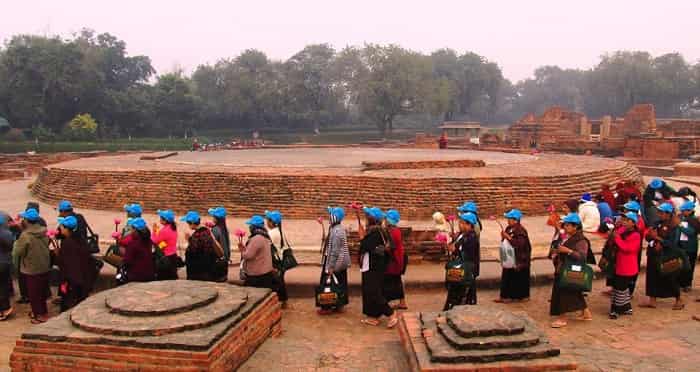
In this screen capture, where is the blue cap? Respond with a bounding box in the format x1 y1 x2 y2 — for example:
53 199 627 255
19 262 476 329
264 210 282 225
562 213 582 225
57 216 78 230
680 201 696 212
57 200 73 212
180 211 201 224
19 208 40 222
327 207 345 221
245 215 266 228
504 209 523 221
208 207 227 219
457 201 478 213
459 212 477 225
649 178 664 190
157 209 176 223
385 209 401 226
0 215 5 225
580 193 592 202
623 201 641 212
657 202 674 214
363 207 385 221
124 203 143 217
127 217 147 231
622 212 639 223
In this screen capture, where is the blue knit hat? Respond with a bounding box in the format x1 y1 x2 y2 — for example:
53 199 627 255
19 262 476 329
57 216 78 231
504 209 523 221
327 207 345 222
124 203 143 217
657 202 674 214
562 213 582 225
57 200 73 212
157 209 176 223
385 209 400 226
649 178 664 190
457 201 478 214
264 210 282 225
680 201 696 212
623 201 641 212
245 215 266 228
180 211 201 224
459 212 478 225
363 207 385 221
19 208 40 222
622 212 639 223
580 193 592 202
208 207 227 219
127 217 147 231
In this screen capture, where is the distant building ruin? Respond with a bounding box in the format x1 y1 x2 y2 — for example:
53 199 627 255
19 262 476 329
507 104 700 160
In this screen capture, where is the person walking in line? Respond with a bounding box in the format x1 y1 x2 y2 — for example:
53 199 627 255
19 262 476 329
151 210 180 280
56 201 89 243
319 207 351 314
622 201 646 296
444 212 480 310
0 215 15 321
182 211 222 282
14 203 47 305
643 178 677 226
265 210 289 307
54 216 95 311
118 218 155 283
359 207 398 328
495 209 532 303
457 201 482 238
641 203 684 310
208 207 230 282
608 212 641 319
596 194 614 233
383 209 408 310
677 201 700 292
550 213 593 328
12 209 51 324
578 193 601 233
239 215 279 293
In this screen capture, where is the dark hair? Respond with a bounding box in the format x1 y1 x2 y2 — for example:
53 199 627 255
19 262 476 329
135 227 151 242
160 217 177 232
278 222 286 248
215 216 228 239
26 202 40 212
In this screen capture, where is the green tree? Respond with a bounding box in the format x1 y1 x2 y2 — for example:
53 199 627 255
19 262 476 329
152 72 200 136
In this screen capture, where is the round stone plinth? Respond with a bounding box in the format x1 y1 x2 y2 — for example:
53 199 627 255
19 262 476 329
105 281 219 316
70 282 248 337
446 306 526 338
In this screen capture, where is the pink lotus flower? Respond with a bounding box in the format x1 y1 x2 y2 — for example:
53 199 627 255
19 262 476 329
488 215 497 220
111 231 121 240
349 201 363 210
114 218 122 225
317 216 324 224
435 232 449 244
546 204 556 213
234 228 246 238
205 221 215 228
46 229 58 239
446 215 457 222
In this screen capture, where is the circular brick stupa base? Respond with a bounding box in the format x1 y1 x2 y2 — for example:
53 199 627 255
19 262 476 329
399 306 577 371
31 148 641 218
10 281 281 372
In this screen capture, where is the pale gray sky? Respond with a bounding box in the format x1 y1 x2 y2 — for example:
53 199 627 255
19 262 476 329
3 0 699 82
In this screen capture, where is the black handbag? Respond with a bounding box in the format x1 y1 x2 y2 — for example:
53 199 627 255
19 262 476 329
85 223 100 254
279 232 299 271
213 256 229 281
659 248 690 276
315 273 345 308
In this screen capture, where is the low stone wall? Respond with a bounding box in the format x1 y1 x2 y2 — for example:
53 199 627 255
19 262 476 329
361 159 485 171
31 160 642 219
674 162 700 177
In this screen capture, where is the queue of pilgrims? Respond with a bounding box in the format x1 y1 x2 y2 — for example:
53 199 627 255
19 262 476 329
0 177 698 329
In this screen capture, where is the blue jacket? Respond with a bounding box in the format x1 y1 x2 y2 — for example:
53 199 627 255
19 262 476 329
597 202 614 224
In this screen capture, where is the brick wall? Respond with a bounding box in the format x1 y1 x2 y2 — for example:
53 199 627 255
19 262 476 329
361 159 485 171
31 162 641 220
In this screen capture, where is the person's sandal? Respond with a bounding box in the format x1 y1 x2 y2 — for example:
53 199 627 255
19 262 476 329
361 318 380 326
387 315 399 329
550 320 567 328
575 315 593 321
673 303 686 311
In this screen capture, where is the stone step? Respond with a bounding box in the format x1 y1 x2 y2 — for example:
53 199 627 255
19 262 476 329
430 313 544 350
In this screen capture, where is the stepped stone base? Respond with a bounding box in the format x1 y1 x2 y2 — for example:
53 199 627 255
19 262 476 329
10 281 281 372
398 307 577 372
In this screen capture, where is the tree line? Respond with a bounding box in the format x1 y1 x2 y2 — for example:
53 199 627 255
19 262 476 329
1 29 700 140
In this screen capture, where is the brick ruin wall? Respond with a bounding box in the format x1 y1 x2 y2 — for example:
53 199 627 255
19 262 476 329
361 159 485 171
0 152 131 180
31 162 642 220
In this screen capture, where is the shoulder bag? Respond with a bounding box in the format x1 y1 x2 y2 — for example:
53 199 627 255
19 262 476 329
558 256 594 292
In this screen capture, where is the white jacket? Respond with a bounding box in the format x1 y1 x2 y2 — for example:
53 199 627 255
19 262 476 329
578 201 600 233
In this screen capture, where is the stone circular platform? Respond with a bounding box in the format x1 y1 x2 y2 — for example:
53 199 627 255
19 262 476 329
105 281 219 316
31 147 641 218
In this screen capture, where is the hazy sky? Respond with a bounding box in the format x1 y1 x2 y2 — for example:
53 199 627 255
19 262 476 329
3 0 700 82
